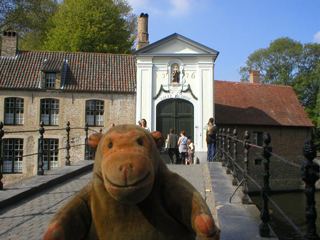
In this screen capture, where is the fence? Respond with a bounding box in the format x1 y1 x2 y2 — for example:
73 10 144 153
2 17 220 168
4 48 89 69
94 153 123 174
215 128 319 239
0 121 101 190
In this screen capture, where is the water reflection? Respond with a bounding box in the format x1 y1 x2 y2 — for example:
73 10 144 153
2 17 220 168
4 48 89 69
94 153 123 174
251 191 320 240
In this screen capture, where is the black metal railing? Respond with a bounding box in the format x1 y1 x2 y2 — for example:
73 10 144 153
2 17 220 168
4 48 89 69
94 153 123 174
215 128 319 240
0 121 101 190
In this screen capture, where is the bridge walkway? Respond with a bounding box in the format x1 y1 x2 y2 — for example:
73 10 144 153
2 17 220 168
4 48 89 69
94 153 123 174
0 161 277 240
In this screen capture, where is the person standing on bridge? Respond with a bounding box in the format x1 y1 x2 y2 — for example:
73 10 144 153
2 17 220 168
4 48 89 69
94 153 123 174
140 119 150 131
166 128 179 164
178 130 189 165
205 118 216 162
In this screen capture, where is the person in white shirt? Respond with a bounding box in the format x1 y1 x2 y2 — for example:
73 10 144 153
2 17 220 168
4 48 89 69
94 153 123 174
188 139 194 165
140 119 150 131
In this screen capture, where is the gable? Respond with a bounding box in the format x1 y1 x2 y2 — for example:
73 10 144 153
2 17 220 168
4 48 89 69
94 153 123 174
133 33 219 58
147 39 211 54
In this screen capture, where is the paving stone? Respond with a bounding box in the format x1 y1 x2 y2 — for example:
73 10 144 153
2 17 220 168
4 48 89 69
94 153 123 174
0 164 216 239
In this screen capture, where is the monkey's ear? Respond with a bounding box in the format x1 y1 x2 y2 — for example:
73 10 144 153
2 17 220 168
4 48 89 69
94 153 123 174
151 131 165 149
88 133 103 148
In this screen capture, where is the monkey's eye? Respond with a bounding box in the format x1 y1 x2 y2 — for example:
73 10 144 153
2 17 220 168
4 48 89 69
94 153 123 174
137 139 143 146
108 142 113 148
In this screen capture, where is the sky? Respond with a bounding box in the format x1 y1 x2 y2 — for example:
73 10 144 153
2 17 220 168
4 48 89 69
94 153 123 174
127 0 320 82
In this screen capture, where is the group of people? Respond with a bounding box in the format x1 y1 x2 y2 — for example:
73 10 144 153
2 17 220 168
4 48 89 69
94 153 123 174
109 117 216 163
166 129 194 165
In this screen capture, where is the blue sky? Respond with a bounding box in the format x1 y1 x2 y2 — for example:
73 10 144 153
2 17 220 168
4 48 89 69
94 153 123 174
127 0 320 81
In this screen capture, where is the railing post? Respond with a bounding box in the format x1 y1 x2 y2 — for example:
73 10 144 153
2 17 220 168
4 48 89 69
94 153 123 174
242 130 250 204
232 129 238 186
226 128 231 174
65 121 71 166
0 122 4 190
215 132 219 161
218 129 222 162
38 121 45 175
222 128 226 167
85 123 89 160
301 139 319 240
259 132 272 237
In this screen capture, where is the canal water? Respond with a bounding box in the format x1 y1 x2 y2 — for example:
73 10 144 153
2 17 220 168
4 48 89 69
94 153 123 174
250 191 320 240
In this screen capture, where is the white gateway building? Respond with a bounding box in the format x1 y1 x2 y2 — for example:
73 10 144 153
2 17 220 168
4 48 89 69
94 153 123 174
133 14 219 160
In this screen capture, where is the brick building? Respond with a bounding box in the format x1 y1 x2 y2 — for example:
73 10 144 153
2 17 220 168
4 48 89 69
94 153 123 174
0 31 136 184
215 75 314 191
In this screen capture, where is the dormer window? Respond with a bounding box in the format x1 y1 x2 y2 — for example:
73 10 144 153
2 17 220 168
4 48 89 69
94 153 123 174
45 73 56 88
41 58 66 89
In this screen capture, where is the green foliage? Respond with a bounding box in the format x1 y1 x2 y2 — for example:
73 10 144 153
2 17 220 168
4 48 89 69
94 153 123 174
44 0 136 54
0 0 59 50
239 38 320 150
0 0 136 52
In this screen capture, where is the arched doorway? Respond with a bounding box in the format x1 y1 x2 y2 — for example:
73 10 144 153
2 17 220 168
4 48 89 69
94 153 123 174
156 99 194 141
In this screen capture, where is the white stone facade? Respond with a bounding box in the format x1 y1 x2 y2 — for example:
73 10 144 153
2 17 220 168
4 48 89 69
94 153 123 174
133 34 219 160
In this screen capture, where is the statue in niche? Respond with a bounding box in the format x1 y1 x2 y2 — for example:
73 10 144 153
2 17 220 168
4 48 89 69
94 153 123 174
171 64 180 83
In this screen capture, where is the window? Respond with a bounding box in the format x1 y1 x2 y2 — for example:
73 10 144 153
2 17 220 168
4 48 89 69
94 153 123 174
3 139 23 173
255 159 262 166
253 132 264 146
4 97 24 125
85 142 95 160
41 139 59 170
40 99 59 126
86 100 104 126
45 73 56 88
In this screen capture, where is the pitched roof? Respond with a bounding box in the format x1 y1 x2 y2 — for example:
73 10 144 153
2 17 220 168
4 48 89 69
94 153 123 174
0 51 136 92
133 33 219 60
215 81 314 127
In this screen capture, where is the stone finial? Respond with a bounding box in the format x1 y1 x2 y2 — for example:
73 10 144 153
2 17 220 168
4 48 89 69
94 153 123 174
302 139 317 161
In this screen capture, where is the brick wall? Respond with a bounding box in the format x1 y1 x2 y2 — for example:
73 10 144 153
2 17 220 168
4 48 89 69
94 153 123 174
0 90 135 185
216 124 313 192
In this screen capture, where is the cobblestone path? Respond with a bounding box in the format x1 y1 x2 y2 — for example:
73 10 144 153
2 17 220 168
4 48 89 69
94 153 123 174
0 171 92 240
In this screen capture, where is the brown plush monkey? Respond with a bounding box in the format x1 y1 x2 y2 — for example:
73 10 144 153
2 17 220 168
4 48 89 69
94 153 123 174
43 124 220 240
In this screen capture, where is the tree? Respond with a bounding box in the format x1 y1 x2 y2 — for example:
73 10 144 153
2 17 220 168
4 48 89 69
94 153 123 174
239 38 320 149
44 0 136 54
0 0 59 50
239 38 303 85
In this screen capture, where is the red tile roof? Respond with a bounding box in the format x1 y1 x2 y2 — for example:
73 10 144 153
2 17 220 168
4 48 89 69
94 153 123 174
0 51 136 92
215 81 314 127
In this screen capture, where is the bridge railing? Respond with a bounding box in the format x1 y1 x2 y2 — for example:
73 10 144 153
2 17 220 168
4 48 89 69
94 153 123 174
215 128 319 240
0 121 101 190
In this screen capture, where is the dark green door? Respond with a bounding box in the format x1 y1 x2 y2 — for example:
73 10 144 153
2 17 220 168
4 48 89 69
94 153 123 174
156 99 194 142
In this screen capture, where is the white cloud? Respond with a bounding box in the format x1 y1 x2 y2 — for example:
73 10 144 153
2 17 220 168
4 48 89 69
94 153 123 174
313 31 320 43
168 0 192 17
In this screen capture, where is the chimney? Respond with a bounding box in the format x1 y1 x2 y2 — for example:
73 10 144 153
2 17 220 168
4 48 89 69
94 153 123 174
249 70 260 84
136 13 149 50
1 31 18 57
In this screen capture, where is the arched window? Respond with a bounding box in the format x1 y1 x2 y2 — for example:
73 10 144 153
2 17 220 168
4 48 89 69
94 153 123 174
40 98 59 126
86 100 104 126
40 138 59 170
4 97 24 125
3 138 24 173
